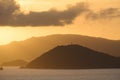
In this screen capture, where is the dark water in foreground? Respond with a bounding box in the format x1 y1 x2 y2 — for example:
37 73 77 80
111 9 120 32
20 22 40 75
0 67 120 80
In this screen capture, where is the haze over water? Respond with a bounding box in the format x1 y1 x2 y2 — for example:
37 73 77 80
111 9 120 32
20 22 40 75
0 67 120 80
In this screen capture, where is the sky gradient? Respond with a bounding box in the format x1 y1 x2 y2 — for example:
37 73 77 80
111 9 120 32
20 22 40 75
0 0 120 45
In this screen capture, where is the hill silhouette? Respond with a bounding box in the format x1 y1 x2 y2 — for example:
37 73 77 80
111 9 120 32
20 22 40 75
26 45 120 69
0 34 120 64
1 60 27 66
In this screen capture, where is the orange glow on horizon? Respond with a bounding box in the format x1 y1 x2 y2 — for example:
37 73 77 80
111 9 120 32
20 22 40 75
0 0 120 45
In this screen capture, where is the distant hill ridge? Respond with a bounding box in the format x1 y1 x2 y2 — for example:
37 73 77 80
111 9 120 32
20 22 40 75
1 60 27 66
0 34 120 64
26 45 120 69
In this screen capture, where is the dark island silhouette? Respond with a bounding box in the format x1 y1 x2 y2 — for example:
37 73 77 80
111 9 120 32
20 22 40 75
0 34 120 65
25 45 120 69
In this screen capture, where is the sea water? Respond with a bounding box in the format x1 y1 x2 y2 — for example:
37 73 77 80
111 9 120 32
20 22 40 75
0 67 120 80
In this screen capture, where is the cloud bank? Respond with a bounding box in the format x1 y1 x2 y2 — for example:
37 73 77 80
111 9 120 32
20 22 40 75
0 0 120 27
87 8 120 20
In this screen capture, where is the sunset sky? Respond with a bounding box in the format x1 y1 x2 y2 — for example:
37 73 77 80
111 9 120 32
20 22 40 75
0 0 120 45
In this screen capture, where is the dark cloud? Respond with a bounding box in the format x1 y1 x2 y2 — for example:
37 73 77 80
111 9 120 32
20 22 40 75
0 0 120 27
86 8 120 20
0 0 20 25
13 2 88 26
0 0 88 26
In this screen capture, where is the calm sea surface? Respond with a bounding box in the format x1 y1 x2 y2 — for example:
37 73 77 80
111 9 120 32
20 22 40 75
0 67 120 80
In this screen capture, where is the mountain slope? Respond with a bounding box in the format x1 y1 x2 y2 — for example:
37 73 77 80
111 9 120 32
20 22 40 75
0 34 120 64
26 45 120 69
